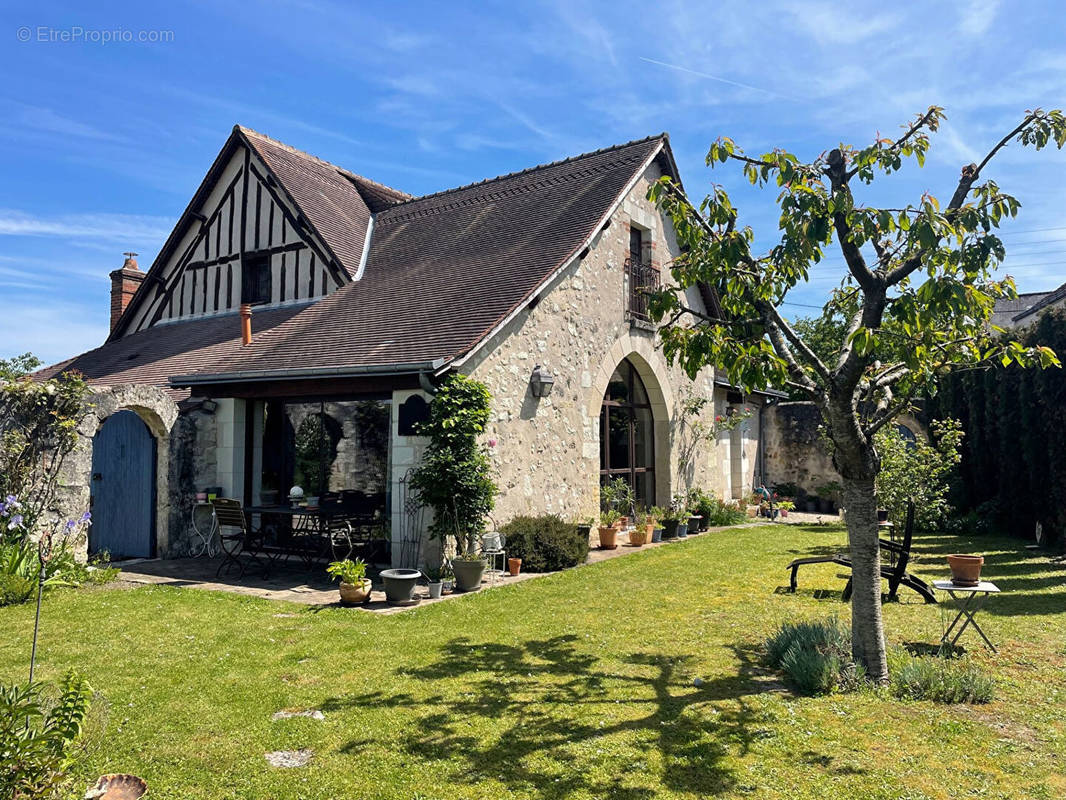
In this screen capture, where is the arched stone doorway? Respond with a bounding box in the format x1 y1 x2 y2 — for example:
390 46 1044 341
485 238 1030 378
598 357 661 507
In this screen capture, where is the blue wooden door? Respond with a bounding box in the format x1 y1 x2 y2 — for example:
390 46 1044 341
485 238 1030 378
90 410 156 559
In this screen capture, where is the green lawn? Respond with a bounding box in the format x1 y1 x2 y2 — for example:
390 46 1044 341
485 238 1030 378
2 524 1064 799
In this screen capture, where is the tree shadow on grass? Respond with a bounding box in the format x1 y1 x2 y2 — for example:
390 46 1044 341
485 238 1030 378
321 635 784 798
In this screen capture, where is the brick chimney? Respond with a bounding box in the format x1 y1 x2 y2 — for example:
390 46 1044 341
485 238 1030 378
109 252 145 331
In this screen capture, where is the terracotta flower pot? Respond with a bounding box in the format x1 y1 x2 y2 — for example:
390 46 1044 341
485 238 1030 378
947 554 984 587
338 579 371 606
507 557 522 576
598 525 618 549
628 527 648 546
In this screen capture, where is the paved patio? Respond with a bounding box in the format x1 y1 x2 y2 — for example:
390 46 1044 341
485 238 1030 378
117 523 759 611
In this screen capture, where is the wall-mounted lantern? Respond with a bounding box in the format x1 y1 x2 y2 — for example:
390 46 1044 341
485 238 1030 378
529 365 555 398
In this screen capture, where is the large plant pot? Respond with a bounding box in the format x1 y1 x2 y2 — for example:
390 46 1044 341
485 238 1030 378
651 527 663 543
677 522 689 538
427 581 443 599
577 524 592 540
598 526 618 549
380 568 421 605
687 516 703 534
662 519 680 539
628 527 649 547
877 508 890 523
947 554 984 587
338 579 371 606
507 557 522 576
452 559 486 592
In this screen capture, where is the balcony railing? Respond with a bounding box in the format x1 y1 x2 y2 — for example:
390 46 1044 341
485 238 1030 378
624 257 660 322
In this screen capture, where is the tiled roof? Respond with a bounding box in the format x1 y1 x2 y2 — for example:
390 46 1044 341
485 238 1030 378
990 291 1051 328
190 134 669 380
1013 280 1066 322
36 306 307 399
240 127 408 277
44 132 673 390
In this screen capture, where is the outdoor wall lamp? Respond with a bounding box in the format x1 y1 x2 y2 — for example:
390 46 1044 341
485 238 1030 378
529 365 555 398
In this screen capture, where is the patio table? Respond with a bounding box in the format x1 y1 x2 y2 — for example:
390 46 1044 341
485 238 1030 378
933 579 1001 653
190 501 220 557
245 504 374 566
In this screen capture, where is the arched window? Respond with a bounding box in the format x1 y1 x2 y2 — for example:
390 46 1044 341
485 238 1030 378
600 358 655 506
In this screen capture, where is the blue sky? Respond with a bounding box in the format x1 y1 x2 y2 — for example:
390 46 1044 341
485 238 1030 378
1 0 1064 364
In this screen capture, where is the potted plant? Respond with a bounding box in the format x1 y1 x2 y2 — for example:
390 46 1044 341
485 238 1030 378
507 557 522 576
424 563 445 599
598 509 621 549
947 554 984 586
660 507 682 539
327 558 371 606
601 477 635 529
778 499 795 518
451 549 487 592
379 567 422 605
647 506 665 542
575 517 594 541
629 509 651 546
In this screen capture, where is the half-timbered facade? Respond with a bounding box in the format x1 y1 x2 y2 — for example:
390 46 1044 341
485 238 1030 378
41 127 776 564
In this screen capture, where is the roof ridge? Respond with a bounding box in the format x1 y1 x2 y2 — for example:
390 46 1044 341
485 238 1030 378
235 124 412 200
390 132 668 208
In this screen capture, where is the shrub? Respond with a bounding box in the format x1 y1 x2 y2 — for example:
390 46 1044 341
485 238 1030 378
887 649 994 703
688 488 746 527
0 573 34 606
499 514 589 572
764 617 865 695
874 418 963 530
0 671 93 799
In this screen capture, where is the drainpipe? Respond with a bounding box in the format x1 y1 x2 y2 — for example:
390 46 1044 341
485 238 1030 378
240 303 252 346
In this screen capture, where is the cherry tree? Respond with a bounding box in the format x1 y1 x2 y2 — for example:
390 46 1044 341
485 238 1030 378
648 107 1064 680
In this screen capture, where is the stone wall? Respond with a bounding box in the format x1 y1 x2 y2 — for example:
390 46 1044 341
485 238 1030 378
762 401 926 500
464 161 763 525
761 402 838 498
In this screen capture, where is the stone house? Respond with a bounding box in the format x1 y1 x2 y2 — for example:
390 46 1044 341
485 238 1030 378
39 127 777 562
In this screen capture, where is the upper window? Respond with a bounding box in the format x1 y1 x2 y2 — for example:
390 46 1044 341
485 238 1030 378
241 254 272 305
629 228 644 265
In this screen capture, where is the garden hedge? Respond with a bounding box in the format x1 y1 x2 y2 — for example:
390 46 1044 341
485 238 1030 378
929 307 1066 548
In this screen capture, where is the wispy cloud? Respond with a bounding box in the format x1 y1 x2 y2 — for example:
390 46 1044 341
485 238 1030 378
959 0 1001 36
0 210 173 243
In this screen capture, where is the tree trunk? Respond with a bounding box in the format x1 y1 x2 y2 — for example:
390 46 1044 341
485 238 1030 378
825 394 888 683
841 476 888 683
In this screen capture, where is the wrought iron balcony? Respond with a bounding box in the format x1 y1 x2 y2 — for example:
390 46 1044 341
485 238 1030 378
624 257 660 322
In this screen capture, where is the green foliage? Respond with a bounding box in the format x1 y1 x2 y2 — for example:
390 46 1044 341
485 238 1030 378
647 107 1064 447
326 558 367 585
0 573 34 606
0 354 42 381
498 514 590 572
600 477 634 514
1 369 89 511
0 671 93 799
410 374 497 555
887 649 994 703
599 508 622 527
765 617 865 695
687 488 746 526
875 419 963 530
